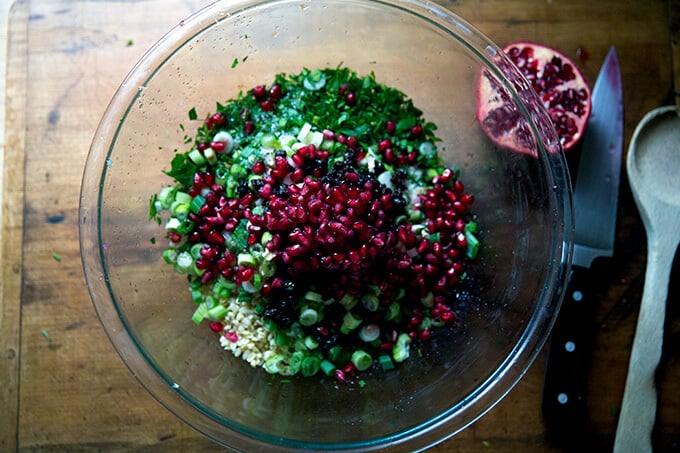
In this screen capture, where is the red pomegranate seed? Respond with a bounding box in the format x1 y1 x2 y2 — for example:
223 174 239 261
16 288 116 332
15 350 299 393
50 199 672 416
440 312 454 324
239 267 255 282
211 112 225 126
224 331 239 343
260 99 275 112
334 369 347 383
209 322 223 333
167 232 182 243
269 83 283 99
252 85 267 100
252 160 266 175
385 120 396 134
379 342 393 351
378 139 392 152
200 271 214 284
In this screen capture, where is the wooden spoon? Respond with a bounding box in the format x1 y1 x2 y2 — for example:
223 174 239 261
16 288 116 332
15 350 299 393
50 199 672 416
613 106 680 453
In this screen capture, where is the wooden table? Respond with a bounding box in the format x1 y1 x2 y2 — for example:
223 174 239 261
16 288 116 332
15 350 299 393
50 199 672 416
2 0 679 451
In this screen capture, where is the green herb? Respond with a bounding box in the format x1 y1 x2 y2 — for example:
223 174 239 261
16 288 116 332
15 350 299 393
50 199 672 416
229 219 250 253
188 107 198 121
231 58 239 69
125 39 134 47
42 329 52 342
148 193 158 219
482 440 491 447
164 153 199 189
52 252 61 262
150 237 156 244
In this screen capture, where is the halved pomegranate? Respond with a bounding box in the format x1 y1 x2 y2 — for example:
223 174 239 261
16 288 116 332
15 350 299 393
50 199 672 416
477 41 592 154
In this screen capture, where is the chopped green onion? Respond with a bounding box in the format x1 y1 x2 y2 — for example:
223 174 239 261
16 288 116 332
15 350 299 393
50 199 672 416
328 345 346 365
341 311 362 334
259 260 276 278
303 290 324 303
237 289 253 302
338 293 358 310
188 149 206 166
320 360 336 376
351 350 373 371
230 163 247 179
190 288 203 304
191 304 208 324
304 335 319 350
465 228 480 259
358 324 380 342
288 351 305 375
165 217 181 231
162 248 177 264
299 307 319 326
175 251 193 274
190 243 203 258
174 191 192 205
301 356 321 377
384 302 401 321
393 333 412 363
158 186 177 209
264 354 286 374
207 304 229 321
176 218 194 235
275 331 289 346
171 202 190 220
421 292 434 307
190 195 206 214
260 133 278 148
237 253 257 267
361 293 379 312
378 354 395 371
204 147 217 164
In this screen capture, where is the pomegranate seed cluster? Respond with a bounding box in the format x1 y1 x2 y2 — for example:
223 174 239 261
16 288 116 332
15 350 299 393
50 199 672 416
151 67 480 383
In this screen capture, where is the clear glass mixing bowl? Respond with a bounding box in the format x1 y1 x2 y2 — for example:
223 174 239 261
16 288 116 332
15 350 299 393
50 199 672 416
80 0 572 450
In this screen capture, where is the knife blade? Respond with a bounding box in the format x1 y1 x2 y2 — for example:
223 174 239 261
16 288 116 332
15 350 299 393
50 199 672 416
542 46 623 441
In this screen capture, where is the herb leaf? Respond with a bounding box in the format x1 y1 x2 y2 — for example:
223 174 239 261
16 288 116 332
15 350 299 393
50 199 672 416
164 153 199 188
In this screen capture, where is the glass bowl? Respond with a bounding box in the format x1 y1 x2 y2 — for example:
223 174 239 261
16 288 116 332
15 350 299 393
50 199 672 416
79 0 572 451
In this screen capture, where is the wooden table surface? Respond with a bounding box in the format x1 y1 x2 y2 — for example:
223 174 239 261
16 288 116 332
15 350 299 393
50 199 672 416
2 0 679 451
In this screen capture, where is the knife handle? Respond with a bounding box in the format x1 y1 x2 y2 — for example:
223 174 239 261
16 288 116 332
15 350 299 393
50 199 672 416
542 266 596 441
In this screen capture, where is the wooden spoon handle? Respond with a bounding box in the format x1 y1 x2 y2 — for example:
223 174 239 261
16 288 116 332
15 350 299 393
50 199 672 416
613 235 675 453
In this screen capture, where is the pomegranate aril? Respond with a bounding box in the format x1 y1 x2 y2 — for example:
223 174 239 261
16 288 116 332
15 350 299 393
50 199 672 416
252 85 267 100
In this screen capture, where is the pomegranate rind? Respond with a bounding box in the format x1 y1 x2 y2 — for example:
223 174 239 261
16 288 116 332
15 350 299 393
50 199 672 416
476 41 592 154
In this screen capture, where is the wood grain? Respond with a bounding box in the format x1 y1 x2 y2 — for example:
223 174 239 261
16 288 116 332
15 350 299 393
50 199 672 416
1 1 27 451
2 0 679 451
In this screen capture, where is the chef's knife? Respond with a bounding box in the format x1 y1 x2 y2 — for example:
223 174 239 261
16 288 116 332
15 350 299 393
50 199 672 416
542 46 623 441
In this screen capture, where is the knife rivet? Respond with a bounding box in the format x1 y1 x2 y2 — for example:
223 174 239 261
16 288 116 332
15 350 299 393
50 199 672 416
557 393 569 404
565 341 576 352
572 290 583 302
